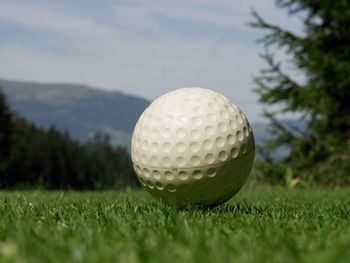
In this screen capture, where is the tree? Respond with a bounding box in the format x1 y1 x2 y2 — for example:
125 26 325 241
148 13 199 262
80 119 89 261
0 88 138 189
251 0 350 184
0 88 12 177
4 117 139 189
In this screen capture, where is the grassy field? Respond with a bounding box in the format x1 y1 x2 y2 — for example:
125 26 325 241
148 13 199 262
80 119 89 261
0 188 350 263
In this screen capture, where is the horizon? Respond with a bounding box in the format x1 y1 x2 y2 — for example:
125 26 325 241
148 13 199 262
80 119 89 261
1 77 305 126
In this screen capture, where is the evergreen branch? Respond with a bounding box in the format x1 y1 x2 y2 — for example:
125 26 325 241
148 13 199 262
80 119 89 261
254 46 305 113
250 9 302 53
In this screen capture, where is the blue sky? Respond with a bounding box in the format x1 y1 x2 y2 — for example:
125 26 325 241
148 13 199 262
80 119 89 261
0 0 300 122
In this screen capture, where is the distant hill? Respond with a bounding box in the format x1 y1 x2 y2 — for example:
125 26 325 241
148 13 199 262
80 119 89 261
0 79 149 148
0 78 305 152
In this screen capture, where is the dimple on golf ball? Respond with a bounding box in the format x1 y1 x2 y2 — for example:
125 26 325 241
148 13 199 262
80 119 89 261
131 87 255 207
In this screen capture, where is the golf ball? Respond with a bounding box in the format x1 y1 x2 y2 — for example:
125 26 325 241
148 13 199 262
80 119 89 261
131 87 255 207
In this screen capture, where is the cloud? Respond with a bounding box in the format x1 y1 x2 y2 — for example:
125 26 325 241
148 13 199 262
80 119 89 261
0 3 100 34
0 0 301 122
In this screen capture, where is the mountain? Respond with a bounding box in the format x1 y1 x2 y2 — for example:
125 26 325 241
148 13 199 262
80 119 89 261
0 79 150 149
0 78 305 152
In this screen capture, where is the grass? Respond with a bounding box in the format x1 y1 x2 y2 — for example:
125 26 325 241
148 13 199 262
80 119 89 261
0 188 350 263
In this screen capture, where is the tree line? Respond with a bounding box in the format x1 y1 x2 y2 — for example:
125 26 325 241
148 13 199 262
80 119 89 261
0 88 139 189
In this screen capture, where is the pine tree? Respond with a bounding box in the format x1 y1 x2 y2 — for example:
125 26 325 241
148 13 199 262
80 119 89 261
0 88 138 189
251 0 350 183
0 88 12 177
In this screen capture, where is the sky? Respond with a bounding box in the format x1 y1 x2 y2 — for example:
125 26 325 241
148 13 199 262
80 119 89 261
0 0 301 122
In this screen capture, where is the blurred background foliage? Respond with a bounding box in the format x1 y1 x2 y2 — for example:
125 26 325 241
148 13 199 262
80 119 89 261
0 89 138 189
251 0 350 187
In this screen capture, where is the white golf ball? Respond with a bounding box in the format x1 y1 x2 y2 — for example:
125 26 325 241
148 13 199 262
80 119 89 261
131 87 255 207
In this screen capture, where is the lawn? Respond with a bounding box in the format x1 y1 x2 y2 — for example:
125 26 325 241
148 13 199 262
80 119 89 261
0 188 350 263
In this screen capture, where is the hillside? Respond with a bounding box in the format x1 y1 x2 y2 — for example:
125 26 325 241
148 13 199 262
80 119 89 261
0 79 149 148
0 78 304 151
